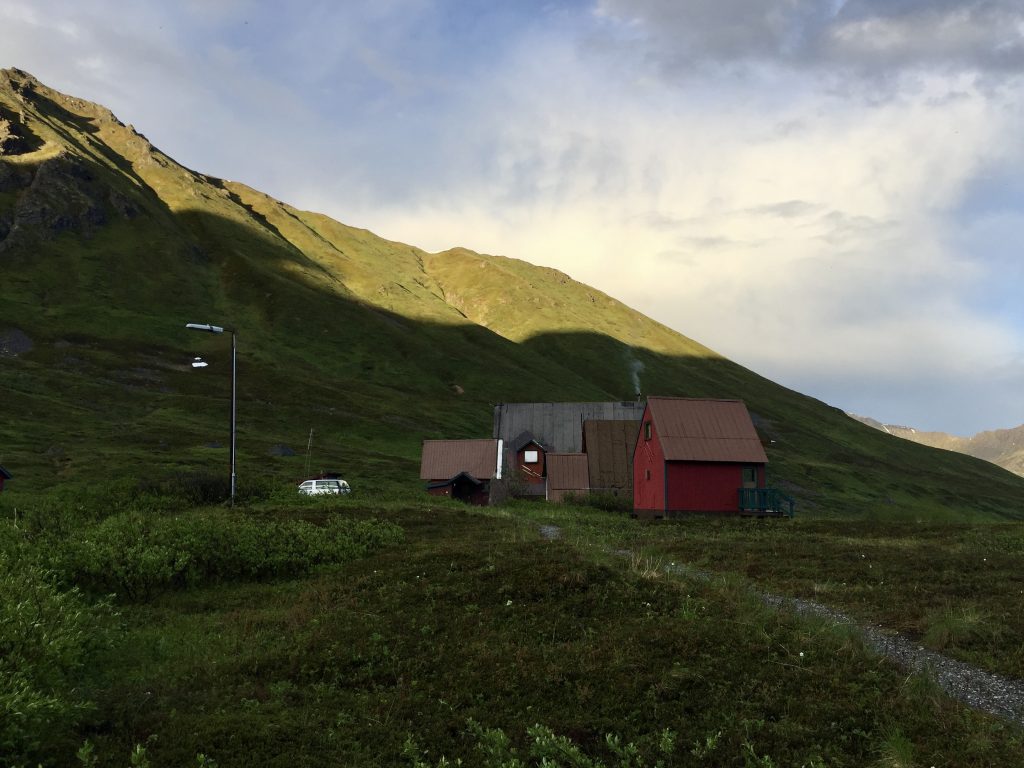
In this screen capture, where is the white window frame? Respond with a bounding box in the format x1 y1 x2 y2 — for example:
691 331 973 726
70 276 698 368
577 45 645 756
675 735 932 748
524 449 539 463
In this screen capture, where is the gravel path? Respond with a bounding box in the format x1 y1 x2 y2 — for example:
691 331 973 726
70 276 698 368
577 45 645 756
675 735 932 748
541 525 1024 726
663 558 1024 726
759 591 1024 725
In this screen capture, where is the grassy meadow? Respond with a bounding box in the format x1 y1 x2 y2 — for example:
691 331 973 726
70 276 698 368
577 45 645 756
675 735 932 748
3 486 1024 767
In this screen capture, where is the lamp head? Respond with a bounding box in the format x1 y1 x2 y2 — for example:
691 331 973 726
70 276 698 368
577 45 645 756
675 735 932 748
185 323 225 334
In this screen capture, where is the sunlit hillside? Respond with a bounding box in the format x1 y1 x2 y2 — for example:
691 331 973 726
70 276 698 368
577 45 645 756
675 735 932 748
3 67 1024 518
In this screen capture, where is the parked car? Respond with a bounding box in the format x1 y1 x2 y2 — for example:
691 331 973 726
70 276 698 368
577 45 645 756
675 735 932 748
297 478 351 495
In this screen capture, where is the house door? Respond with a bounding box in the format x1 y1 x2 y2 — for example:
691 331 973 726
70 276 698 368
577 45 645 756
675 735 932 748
740 466 759 512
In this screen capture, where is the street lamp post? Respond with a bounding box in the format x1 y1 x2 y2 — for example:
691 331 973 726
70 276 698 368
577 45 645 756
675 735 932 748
186 323 237 505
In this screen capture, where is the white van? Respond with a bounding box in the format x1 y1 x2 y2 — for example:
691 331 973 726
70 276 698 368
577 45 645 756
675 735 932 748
297 478 351 495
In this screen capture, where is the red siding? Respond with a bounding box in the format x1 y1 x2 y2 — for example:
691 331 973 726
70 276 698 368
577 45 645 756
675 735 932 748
516 444 546 486
666 462 763 513
634 400 768 516
633 405 665 514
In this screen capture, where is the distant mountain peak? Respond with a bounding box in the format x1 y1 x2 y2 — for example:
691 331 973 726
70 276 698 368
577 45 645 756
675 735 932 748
848 413 1024 477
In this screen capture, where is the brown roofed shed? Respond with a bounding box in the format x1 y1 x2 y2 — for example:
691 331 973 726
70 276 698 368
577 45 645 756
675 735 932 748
420 439 502 506
420 439 500 482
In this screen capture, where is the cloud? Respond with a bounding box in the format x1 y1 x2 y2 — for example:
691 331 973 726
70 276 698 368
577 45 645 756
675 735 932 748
330 18 1024 432
594 0 1024 76
2 0 1023 433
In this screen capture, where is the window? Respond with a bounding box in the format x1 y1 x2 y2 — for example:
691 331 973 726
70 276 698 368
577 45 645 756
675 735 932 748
644 421 652 441
524 449 539 464
644 469 651 481
742 467 758 486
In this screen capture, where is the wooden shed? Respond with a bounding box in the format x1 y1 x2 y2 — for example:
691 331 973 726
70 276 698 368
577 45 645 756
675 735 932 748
633 397 789 517
546 453 590 502
509 431 548 496
0 465 10 493
420 439 502 506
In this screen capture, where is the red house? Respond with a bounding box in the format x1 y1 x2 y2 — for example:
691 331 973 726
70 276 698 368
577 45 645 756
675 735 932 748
0 465 9 493
633 397 787 517
420 439 502 506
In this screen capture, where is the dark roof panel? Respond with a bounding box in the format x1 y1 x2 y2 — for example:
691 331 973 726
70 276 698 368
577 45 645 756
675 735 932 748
0 465 10 480
493 402 644 453
426 472 484 490
546 453 590 492
510 430 545 453
583 420 637 490
647 397 768 463
420 439 500 480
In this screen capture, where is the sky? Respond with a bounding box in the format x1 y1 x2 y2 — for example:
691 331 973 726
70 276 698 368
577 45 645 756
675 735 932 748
2 0 1023 434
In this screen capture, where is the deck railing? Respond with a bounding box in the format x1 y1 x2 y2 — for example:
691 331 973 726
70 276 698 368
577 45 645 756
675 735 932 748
738 488 795 518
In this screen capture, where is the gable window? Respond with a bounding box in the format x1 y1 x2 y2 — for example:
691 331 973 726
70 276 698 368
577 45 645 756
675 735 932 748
644 421 652 441
524 450 539 464
644 469 651 481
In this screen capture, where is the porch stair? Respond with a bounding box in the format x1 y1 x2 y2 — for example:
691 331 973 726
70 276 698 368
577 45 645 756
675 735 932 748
738 487 796 518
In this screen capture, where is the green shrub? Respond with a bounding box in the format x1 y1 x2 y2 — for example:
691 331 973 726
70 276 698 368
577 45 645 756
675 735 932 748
404 721 678 768
54 511 404 600
136 472 276 506
564 491 633 514
0 554 114 763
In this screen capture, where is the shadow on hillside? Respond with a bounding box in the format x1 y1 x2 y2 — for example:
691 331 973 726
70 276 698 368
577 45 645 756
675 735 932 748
4 178 1024 519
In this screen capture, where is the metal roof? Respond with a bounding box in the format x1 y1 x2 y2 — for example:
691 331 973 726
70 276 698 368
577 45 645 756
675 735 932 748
426 472 485 490
510 430 546 454
493 402 644 453
546 453 590 492
647 397 768 463
583 420 638 490
420 439 500 480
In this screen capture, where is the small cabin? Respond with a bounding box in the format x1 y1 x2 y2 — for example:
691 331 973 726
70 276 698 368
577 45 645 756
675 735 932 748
509 431 548 496
420 439 503 506
633 397 790 517
0 465 9 493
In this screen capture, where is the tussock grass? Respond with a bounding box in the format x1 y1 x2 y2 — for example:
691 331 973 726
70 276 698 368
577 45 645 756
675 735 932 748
922 604 1000 652
49 504 1023 767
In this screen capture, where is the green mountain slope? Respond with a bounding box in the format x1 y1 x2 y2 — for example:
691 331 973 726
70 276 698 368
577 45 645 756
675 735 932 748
2 67 1024 518
850 414 1024 478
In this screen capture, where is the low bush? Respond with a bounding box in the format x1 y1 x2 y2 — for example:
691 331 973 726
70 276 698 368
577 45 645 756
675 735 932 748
136 472 276 506
563 491 633 514
405 721 678 768
54 511 404 600
0 554 114 764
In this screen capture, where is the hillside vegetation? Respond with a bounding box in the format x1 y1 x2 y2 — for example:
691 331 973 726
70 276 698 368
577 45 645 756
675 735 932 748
2 67 1024 518
851 415 1024 478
